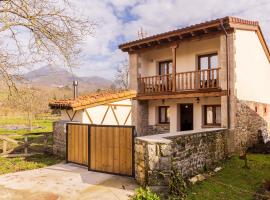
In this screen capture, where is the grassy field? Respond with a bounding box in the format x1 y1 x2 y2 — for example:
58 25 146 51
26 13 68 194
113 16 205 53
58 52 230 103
186 154 270 200
0 154 62 175
0 116 58 135
0 115 62 175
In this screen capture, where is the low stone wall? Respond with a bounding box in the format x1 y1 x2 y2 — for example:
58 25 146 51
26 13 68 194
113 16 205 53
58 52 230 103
232 100 270 152
135 128 228 191
53 120 68 158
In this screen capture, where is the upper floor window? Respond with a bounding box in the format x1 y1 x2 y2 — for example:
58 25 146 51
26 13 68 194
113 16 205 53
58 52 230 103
198 53 218 70
159 60 172 75
158 106 170 124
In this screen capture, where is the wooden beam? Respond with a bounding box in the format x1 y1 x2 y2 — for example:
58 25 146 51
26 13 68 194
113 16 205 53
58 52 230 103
101 106 110 125
128 31 226 54
171 44 178 92
135 90 227 100
85 109 93 124
65 110 77 121
124 109 132 125
110 105 120 125
72 94 136 111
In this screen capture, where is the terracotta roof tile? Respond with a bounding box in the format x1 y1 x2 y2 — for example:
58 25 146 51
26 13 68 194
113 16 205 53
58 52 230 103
49 90 136 110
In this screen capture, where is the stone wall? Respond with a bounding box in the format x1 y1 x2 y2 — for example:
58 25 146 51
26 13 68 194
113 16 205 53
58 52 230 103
145 124 170 135
232 100 270 153
135 129 228 191
53 120 68 158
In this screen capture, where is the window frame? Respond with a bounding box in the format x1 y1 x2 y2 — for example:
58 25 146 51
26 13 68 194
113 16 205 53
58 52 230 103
158 106 170 124
158 60 172 75
198 53 218 70
203 105 221 126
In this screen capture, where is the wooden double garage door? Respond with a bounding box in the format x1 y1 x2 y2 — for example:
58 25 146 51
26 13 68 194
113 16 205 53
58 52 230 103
66 123 134 176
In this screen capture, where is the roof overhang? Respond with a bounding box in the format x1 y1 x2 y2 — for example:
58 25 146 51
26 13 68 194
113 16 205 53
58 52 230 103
118 16 270 62
49 91 136 111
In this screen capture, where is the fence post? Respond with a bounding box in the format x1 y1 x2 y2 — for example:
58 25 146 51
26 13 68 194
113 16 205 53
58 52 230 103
24 136 28 155
3 140 7 154
44 134 48 153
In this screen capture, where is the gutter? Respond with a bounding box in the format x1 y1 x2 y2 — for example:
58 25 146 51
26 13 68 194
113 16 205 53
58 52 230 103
220 20 231 129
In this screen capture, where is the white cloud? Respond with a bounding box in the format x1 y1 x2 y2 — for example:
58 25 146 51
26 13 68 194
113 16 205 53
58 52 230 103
65 0 270 79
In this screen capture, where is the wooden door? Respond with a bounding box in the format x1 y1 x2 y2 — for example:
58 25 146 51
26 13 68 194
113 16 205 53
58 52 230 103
89 125 134 176
67 124 89 166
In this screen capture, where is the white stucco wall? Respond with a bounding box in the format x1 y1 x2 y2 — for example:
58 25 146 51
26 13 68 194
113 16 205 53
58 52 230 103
60 99 132 125
235 30 270 104
148 97 221 132
139 37 220 77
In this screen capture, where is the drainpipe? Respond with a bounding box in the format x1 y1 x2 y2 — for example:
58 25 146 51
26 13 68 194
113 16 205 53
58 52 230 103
220 20 231 129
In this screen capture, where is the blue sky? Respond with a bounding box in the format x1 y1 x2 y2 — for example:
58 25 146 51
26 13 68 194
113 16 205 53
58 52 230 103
70 0 270 79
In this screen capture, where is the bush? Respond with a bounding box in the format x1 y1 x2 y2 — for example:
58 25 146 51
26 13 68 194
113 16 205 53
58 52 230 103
132 187 160 200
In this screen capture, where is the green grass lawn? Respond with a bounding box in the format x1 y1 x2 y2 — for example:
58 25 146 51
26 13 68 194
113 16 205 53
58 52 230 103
186 154 270 200
0 154 63 175
0 116 58 135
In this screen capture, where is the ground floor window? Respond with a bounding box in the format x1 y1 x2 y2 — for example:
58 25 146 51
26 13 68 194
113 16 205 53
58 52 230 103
158 106 170 124
203 105 221 126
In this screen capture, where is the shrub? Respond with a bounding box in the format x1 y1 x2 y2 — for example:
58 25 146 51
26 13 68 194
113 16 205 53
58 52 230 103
132 187 160 200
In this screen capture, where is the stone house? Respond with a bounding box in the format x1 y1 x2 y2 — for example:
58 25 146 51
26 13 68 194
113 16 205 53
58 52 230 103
50 16 270 189
119 16 270 153
118 16 270 188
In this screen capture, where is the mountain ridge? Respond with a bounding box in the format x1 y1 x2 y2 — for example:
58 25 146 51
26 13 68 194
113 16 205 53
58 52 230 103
23 65 113 92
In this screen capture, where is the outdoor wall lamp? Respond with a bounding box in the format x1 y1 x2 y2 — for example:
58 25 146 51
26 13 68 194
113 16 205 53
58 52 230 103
196 97 200 104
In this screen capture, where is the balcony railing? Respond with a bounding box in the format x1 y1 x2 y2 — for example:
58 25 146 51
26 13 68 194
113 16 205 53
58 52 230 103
138 68 220 94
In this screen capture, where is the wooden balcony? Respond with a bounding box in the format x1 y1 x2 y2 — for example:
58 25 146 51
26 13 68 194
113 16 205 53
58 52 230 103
138 68 221 95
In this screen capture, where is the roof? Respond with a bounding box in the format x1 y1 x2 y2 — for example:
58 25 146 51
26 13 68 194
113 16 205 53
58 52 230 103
118 16 270 62
49 90 136 111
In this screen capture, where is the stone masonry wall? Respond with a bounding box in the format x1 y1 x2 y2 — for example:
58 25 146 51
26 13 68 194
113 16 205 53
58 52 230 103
135 129 228 191
53 120 68 158
232 100 270 153
145 124 170 135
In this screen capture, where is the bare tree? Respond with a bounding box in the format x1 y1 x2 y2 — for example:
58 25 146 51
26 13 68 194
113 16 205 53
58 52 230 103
0 0 95 93
114 60 129 90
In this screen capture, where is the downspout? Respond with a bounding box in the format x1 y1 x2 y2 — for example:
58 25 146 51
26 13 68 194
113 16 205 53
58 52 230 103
220 20 231 129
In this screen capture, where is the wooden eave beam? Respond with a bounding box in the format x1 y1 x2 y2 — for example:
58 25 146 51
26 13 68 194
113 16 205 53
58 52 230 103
72 94 136 111
131 30 225 54
135 90 227 100
120 21 224 51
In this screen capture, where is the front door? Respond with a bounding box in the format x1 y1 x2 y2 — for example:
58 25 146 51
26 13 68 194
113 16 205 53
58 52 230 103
180 104 193 131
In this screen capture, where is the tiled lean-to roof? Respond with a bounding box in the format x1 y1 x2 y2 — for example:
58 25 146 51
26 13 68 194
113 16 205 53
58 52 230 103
119 16 270 62
49 90 136 110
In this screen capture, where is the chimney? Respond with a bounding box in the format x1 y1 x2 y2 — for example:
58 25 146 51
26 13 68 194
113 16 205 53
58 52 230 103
73 80 78 99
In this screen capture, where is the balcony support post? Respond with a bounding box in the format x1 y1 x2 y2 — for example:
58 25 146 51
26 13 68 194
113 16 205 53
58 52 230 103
171 44 178 92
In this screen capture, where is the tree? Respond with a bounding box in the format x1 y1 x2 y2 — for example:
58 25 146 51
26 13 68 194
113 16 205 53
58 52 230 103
0 0 95 93
114 60 129 90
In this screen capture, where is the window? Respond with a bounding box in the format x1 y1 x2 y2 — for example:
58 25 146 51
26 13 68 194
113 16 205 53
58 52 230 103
264 106 268 116
159 60 172 75
198 53 218 70
158 106 170 124
203 105 221 126
198 53 218 88
255 106 258 113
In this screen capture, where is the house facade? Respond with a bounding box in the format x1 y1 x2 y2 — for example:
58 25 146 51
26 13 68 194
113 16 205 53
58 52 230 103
119 16 270 153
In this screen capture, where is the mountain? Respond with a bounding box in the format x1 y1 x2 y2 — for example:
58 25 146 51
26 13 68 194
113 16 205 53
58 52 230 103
23 66 113 92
